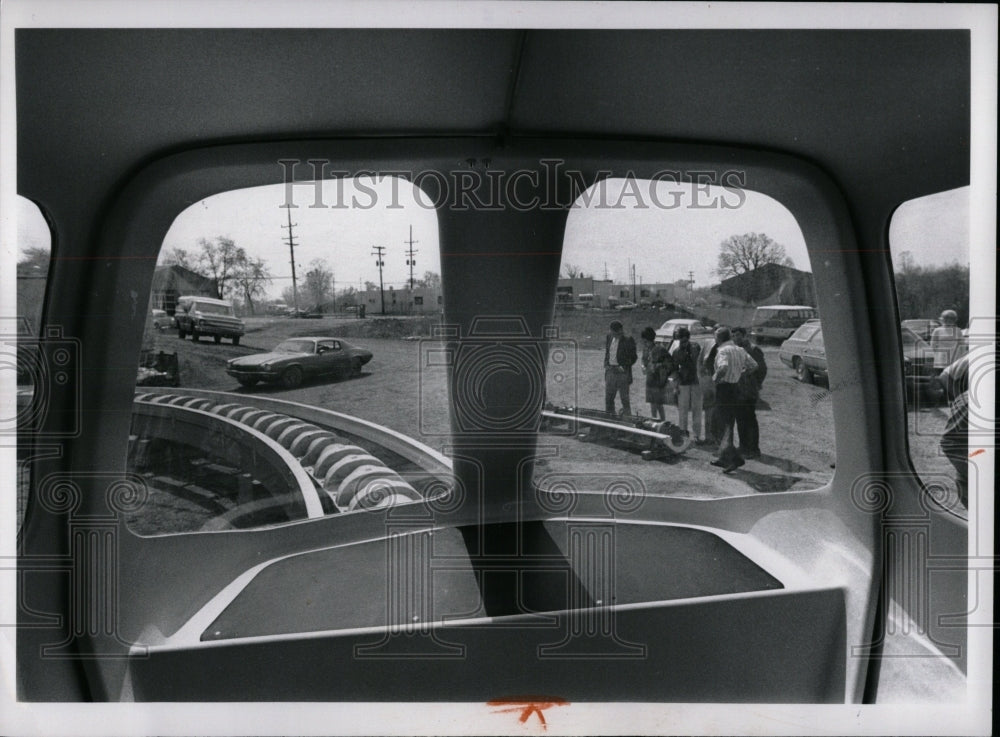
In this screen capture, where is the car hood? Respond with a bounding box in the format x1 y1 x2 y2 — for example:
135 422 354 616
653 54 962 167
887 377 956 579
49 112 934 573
229 352 301 367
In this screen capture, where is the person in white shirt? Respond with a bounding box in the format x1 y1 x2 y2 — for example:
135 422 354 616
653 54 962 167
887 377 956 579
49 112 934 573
709 326 758 473
929 309 964 368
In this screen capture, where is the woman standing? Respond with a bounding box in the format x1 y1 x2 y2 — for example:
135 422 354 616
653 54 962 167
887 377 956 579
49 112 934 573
640 327 672 421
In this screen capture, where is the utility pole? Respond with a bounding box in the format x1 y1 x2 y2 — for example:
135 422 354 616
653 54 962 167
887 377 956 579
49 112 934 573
631 264 637 302
371 245 386 315
280 204 299 311
688 270 695 288
404 225 419 290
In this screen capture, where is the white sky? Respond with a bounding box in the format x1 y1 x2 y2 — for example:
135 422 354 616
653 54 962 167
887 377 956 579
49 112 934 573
161 177 442 299
888 186 970 265
563 178 809 287
16 182 970 296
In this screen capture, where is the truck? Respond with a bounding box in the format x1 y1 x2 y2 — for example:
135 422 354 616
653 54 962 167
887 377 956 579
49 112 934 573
174 295 245 345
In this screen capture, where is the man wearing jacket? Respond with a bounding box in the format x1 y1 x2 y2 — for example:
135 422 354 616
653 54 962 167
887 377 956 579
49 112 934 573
604 320 638 417
732 326 767 458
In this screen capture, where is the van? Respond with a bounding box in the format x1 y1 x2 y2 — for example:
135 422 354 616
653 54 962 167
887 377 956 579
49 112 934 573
174 295 245 345
750 304 818 343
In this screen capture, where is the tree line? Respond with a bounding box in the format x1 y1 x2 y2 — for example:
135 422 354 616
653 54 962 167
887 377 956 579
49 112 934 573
162 238 271 315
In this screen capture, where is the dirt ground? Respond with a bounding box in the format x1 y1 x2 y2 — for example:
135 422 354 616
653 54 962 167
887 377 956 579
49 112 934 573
142 314 961 504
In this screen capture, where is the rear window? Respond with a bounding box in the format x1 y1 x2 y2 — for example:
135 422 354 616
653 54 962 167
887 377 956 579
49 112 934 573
539 176 833 497
126 175 449 536
193 301 234 315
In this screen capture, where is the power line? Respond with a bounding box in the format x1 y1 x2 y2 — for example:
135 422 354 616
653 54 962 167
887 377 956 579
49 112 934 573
404 224 419 290
371 245 387 315
280 204 300 311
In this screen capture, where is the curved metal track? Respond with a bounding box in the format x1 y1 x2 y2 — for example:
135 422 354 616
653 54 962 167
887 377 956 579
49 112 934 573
134 389 450 515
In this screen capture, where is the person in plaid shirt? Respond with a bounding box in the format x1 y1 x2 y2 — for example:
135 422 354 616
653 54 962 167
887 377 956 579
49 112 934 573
938 354 969 508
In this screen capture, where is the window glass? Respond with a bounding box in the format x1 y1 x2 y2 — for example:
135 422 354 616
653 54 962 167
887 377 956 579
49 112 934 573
128 176 449 535
12 196 52 531
888 186 970 514
538 177 833 498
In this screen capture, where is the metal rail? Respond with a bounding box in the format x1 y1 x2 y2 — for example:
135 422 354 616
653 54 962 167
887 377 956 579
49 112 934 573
134 389 445 514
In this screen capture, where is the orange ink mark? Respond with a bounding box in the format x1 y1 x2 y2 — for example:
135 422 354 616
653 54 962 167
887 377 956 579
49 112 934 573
969 449 985 458
488 696 569 729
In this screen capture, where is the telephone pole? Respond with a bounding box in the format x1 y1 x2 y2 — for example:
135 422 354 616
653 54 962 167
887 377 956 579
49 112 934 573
371 245 387 314
404 225 419 290
280 204 299 311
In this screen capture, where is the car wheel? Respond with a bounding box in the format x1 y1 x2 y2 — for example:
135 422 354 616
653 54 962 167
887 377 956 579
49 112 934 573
177 328 186 339
191 328 200 342
232 336 240 346
237 377 258 388
350 358 362 377
280 366 303 389
794 357 813 384
214 335 222 344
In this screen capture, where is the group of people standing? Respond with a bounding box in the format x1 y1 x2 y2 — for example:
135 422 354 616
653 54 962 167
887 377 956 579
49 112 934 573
603 320 767 473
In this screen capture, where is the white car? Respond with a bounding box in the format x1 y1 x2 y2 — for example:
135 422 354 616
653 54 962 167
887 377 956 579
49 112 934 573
654 318 711 343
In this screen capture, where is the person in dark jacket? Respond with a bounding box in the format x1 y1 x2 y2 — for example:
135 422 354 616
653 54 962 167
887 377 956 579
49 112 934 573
702 341 723 445
732 327 766 458
604 320 638 417
640 326 672 421
671 326 705 441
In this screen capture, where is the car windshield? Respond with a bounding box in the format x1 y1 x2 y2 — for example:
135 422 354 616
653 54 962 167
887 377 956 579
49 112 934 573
194 302 233 315
274 340 315 354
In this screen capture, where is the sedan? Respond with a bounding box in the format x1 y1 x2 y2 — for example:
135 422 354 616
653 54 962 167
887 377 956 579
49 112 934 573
779 323 944 401
654 318 712 344
225 337 373 389
150 308 175 330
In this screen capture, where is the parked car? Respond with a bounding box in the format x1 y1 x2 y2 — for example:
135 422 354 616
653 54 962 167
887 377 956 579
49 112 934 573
225 337 373 388
614 300 638 311
780 323 943 401
175 295 245 345
653 318 711 344
778 321 827 383
901 318 942 342
750 305 818 343
150 308 175 331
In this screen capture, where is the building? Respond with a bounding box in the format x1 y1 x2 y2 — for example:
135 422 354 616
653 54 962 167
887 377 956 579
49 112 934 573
355 285 443 315
717 263 817 307
556 277 616 307
637 283 679 304
150 265 219 314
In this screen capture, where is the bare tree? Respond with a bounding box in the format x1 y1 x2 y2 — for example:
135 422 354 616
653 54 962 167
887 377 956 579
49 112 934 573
197 237 246 299
16 246 50 277
415 271 441 289
161 247 194 270
562 263 590 279
714 232 789 280
232 256 272 316
302 259 334 309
